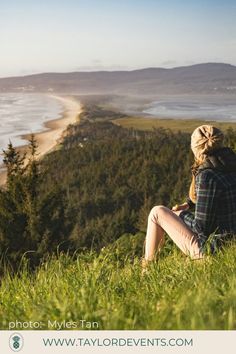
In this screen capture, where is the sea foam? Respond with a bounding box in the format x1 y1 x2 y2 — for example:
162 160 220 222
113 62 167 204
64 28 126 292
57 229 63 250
0 93 64 163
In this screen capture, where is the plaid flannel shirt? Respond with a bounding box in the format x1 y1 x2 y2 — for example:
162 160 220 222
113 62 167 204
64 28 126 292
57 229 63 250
180 168 236 245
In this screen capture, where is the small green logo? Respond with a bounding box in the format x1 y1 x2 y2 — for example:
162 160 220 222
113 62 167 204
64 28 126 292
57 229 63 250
9 333 24 352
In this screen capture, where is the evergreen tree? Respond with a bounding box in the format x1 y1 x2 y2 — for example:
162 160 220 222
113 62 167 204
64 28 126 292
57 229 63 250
24 135 40 249
3 141 25 178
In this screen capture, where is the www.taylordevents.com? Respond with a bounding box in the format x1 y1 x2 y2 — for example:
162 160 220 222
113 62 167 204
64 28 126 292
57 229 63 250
42 337 193 348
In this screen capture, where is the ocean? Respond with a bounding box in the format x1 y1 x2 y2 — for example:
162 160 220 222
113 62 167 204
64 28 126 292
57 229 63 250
0 93 64 164
143 95 236 121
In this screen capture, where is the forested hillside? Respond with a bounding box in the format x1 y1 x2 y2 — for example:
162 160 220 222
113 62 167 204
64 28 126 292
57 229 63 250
1 109 236 270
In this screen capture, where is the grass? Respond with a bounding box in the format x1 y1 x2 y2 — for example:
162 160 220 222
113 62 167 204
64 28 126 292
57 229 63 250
113 117 236 133
0 242 236 330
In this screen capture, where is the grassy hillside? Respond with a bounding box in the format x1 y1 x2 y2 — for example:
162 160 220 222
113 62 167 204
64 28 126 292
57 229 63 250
0 104 236 330
0 241 236 330
113 116 236 133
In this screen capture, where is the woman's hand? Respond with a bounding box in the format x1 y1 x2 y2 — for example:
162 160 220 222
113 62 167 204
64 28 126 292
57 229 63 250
172 202 189 212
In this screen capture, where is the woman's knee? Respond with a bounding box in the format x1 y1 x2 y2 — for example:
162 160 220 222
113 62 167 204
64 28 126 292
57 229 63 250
148 205 167 221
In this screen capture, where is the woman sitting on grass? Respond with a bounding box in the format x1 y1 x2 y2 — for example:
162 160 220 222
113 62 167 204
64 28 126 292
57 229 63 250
143 125 236 267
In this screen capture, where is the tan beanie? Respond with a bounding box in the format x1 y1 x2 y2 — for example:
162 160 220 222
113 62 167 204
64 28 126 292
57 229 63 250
191 125 224 159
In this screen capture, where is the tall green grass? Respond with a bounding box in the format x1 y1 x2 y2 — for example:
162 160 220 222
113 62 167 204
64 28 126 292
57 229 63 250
0 242 236 330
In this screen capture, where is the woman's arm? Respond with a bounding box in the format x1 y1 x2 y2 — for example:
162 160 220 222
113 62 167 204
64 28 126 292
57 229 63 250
172 202 189 211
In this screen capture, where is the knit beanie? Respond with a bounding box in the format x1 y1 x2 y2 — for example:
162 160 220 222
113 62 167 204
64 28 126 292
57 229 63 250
191 125 224 159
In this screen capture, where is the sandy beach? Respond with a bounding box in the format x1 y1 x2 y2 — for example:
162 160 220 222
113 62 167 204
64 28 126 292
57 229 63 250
25 95 82 158
0 95 82 186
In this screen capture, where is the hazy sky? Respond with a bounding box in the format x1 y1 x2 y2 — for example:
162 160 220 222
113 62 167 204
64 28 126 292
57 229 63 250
0 0 236 77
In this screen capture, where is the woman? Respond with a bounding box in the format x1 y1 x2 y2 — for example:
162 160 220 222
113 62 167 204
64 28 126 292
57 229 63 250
143 125 236 267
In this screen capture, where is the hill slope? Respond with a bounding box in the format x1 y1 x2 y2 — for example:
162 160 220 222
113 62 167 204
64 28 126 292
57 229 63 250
0 63 236 95
1 243 236 330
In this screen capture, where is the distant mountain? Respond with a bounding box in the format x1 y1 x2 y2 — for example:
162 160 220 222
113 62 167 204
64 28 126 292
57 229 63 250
0 63 236 95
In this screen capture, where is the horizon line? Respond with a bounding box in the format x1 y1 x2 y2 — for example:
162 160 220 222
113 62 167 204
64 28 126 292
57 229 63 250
0 61 236 80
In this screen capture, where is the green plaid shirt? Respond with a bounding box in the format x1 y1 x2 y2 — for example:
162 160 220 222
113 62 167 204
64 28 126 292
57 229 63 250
180 168 236 245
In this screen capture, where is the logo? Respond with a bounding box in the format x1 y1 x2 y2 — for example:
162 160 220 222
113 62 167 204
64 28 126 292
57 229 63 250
9 333 24 352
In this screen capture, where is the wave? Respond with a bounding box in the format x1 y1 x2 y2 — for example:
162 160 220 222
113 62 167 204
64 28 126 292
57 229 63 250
0 93 64 163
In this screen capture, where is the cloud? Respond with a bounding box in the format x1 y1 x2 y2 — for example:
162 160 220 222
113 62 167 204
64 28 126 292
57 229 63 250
92 59 103 65
74 64 133 71
160 60 178 67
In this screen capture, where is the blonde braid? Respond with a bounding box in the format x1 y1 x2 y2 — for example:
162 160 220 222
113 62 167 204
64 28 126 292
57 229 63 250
189 156 206 204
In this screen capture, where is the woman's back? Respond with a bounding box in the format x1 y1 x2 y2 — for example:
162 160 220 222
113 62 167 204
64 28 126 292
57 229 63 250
195 147 236 235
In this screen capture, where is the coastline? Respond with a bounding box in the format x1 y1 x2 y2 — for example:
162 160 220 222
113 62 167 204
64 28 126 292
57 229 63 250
0 95 82 186
1 93 235 187
23 95 82 158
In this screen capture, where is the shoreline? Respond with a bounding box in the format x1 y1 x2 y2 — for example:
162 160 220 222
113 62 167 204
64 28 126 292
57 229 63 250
22 95 82 158
0 95 82 186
